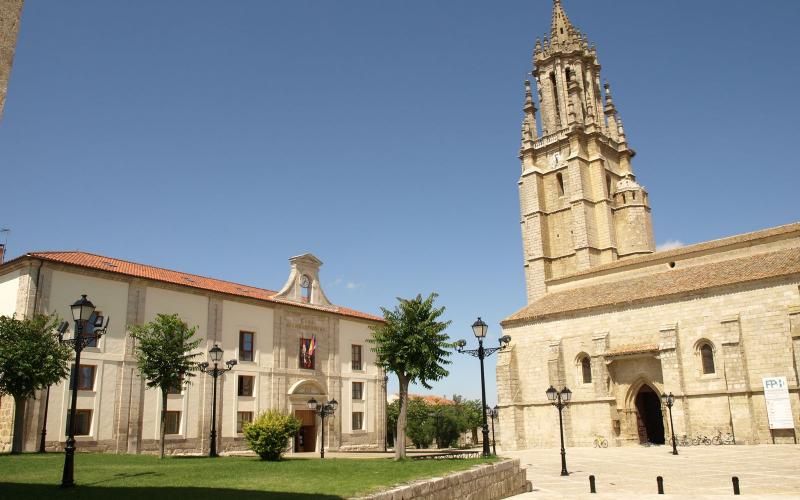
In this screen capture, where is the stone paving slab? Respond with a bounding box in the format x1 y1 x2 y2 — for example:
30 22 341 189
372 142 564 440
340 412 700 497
502 444 800 499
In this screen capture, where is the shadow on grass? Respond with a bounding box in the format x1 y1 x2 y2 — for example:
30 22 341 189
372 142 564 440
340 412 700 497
0 484 344 500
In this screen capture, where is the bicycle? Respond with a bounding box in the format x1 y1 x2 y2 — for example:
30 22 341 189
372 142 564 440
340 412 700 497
711 429 735 445
593 435 608 448
677 435 692 447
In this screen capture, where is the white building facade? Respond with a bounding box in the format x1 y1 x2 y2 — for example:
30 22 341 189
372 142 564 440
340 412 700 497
0 251 386 454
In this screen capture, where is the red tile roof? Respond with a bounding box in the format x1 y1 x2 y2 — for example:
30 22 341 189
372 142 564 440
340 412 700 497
9 251 383 322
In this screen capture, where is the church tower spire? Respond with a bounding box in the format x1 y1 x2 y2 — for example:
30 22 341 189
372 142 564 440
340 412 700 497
518 0 655 302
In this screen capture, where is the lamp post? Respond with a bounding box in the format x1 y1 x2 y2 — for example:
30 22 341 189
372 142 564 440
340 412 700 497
383 374 389 453
307 398 338 458
40 321 70 453
199 344 237 457
661 392 678 455
546 385 572 477
456 317 511 458
486 405 499 456
61 295 104 488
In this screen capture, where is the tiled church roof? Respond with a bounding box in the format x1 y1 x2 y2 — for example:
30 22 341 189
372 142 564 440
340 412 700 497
8 251 383 322
503 247 800 325
550 221 800 283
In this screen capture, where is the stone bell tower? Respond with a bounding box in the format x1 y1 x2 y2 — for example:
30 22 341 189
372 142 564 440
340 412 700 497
519 0 654 302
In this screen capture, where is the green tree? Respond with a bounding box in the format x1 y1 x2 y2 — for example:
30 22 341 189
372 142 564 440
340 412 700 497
430 404 468 449
406 398 434 449
0 314 71 453
129 313 201 458
369 293 452 459
453 394 484 445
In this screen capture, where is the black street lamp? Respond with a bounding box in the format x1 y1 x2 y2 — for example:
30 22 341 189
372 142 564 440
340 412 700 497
546 385 572 476
40 321 70 453
60 295 104 488
456 317 511 458
307 398 338 458
383 374 389 453
486 405 499 456
199 344 237 457
661 392 678 455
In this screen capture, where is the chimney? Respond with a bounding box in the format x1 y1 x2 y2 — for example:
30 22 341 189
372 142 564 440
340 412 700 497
0 244 4 265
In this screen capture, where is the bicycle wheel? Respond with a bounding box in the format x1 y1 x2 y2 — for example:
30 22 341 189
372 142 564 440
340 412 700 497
601 439 608 448
702 437 711 445
712 436 722 445
692 438 700 446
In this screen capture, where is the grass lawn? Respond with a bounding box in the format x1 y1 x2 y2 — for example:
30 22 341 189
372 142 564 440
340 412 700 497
0 453 497 499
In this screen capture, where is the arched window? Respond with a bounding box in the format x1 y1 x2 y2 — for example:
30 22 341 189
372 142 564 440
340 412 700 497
556 172 565 196
581 356 592 384
550 71 562 124
699 342 715 374
605 174 612 197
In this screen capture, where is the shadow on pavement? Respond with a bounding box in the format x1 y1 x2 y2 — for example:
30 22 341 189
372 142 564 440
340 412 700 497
0 484 344 500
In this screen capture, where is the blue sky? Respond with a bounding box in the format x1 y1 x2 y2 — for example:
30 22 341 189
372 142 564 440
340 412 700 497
2 1 799 403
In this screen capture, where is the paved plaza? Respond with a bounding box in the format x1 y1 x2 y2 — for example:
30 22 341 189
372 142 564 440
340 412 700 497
503 444 800 499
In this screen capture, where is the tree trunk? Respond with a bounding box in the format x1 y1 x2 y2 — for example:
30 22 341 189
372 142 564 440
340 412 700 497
395 375 409 460
159 389 167 459
11 396 26 454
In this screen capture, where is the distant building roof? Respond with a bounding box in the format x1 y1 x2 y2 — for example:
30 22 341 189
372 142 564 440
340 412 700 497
503 247 800 325
3 251 382 322
387 393 456 405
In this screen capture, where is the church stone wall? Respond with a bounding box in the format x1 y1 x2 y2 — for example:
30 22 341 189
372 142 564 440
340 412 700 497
498 278 800 449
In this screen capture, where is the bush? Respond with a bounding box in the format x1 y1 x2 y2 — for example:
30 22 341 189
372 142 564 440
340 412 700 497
243 410 301 461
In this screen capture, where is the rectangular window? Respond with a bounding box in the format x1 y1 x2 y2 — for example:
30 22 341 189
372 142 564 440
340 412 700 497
351 344 362 371
72 364 96 391
352 411 364 431
66 409 92 436
164 411 181 435
237 411 253 433
352 381 363 400
299 337 315 369
239 331 254 362
81 311 103 348
238 375 255 397
166 374 184 395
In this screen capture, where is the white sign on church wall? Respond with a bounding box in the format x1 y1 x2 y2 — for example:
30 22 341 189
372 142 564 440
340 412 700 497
762 377 794 430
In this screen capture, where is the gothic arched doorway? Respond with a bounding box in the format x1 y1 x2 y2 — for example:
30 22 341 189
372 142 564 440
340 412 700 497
635 385 665 444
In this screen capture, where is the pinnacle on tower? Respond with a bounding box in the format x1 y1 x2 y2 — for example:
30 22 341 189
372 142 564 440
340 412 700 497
551 0 580 45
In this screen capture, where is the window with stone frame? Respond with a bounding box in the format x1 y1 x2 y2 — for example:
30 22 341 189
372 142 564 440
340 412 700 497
239 331 254 362
166 373 184 395
352 381 364 400
164 411 181 434
237 411 253 433
580 356 592 384
299 337 315 369
352 411 364 431
351 344 362 371
65 409 92 436
81 311 104 348
71 364 96 391
699 342 715 374
238 375 255 397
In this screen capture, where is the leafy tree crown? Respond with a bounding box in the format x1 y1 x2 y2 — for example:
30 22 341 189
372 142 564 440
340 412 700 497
129 313 201 392
0 315 72 400
368 293 452 389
